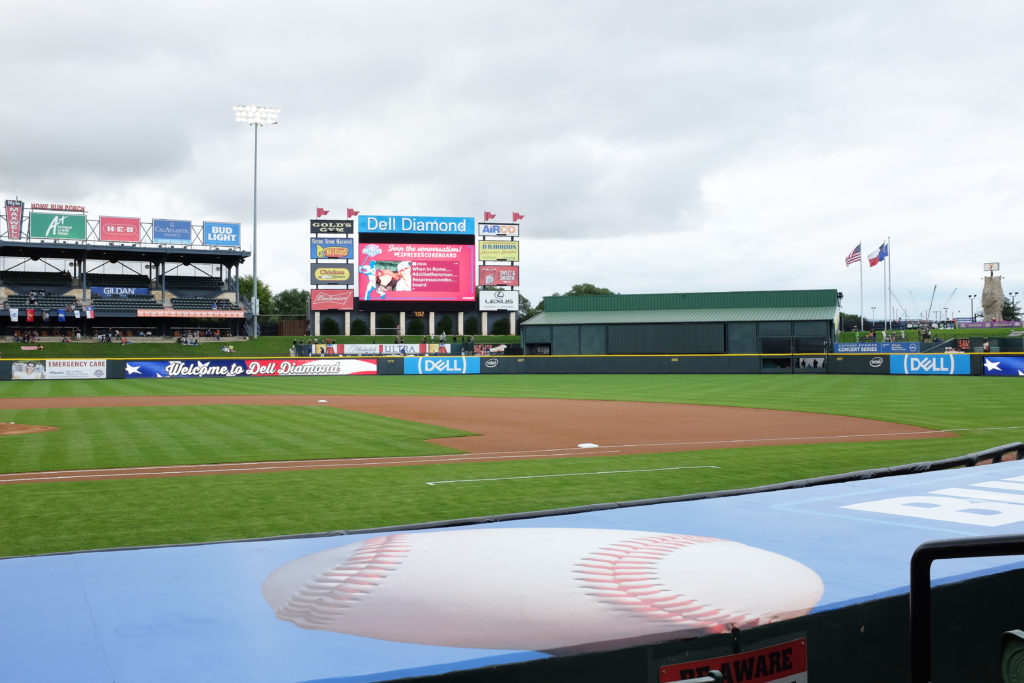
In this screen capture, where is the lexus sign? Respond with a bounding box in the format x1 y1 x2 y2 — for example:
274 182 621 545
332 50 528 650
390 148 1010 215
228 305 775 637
479 290 519 311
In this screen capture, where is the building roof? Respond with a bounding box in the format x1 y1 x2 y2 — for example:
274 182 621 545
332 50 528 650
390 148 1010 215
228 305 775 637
523 289 839 326
0 239 250 267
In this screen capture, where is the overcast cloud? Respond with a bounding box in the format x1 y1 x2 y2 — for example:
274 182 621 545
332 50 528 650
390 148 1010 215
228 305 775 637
3 0 1023 320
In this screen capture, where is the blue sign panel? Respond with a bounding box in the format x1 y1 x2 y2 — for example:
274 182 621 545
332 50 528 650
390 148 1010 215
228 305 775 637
124 360 248 379
889 353 971 375
984 356 1024 376
90 286 149 297
153 218 192 244
202 221 241 246
310 237 354 259
403 356 480 375
358 215 475 236
833 342 920 353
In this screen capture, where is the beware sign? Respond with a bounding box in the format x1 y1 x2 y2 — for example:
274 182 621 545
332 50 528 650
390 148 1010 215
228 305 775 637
659 639 807 682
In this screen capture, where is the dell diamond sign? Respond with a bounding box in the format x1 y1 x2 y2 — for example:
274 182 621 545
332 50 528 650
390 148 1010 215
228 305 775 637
890 354 971 375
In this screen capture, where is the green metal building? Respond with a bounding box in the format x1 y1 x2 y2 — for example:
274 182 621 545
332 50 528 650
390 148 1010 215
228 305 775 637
522 289 839 358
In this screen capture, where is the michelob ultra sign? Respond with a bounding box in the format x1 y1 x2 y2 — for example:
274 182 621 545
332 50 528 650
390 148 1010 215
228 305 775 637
30 212 87 240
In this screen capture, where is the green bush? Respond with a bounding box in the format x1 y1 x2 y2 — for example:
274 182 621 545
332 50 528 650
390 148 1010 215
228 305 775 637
320 317 340 335
350 319 368 335
407 317 425 335
491 318 511 335
437 315 453 334
464 317 479 335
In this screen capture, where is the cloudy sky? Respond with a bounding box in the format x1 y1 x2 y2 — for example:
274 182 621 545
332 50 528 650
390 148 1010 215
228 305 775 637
3 0 1023 321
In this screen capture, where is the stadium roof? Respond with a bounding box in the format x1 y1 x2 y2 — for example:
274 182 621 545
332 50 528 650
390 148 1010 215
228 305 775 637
524 289 839 326
0 239 250 267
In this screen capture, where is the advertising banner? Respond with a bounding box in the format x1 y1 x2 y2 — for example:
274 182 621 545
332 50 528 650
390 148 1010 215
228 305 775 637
29 212 87 240
984 356 1024 376
958 321 1023 329
342 344 440 356
479 264 519 286
124 360 249 378
245 359 377 377
11 359 107 380
202 221 241 247
659 639 808 683
310 238 354 259
135 311 244 319
358 215 474 236
99 216 141 242
479 289 520 311
477 222 519 237
357 243 476 302
310 289 354 311
91 287 149 297
5 199 24 239
403 356 481 375
310 219 354 234
310 264 354 285
890 353 971 375
478 241 519 261
833 342 920 353
153 218 192 244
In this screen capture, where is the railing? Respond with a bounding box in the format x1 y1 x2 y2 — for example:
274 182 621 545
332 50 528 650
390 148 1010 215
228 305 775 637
910 533 1024 683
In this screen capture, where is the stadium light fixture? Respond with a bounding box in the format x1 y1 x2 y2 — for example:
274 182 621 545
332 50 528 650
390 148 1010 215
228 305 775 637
233 104 279 338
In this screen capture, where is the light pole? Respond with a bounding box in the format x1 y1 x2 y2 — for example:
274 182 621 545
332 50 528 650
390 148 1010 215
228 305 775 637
1013 292 1021 321
233 104 279 338
968 293 976 320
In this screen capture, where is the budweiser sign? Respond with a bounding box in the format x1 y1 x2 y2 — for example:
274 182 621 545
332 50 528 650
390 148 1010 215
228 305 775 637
311 289 354 310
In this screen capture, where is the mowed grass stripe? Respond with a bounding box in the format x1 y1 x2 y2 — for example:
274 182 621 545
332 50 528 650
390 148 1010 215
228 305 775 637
0 405 471 473
1 374 1023 557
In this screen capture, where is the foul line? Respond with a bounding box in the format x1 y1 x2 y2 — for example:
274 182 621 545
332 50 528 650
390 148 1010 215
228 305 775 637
426 465 721 486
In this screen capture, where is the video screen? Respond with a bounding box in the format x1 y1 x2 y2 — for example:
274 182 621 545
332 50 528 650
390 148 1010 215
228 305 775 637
357 242 476 302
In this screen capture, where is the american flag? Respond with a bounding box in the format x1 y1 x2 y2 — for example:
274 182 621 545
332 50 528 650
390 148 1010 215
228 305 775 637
845 243 862 266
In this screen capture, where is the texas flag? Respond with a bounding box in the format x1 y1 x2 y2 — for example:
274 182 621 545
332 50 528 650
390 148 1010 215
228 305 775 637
86 307 95 319
868 242 889 267
483 211 496 221
347 208 360 218
316 208 330 218
512 212 525 222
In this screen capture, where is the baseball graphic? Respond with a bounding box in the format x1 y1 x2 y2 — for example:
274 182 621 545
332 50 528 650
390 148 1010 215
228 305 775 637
263 528 823 651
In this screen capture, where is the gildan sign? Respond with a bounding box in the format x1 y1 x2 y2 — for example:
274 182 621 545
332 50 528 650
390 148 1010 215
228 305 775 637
310 289 355 310
30 212 87 240
202 221 241 246
99 216 141 242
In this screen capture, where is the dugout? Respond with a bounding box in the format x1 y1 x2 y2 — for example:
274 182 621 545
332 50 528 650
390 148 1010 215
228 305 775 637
521 289 839 361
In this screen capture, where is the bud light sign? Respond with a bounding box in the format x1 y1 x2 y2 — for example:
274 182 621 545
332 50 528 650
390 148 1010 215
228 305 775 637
404 356 480 375
890 354 971 375
203 221 241 246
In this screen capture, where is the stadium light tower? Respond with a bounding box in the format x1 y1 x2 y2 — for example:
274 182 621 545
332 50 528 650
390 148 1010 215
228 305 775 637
233 104 279 338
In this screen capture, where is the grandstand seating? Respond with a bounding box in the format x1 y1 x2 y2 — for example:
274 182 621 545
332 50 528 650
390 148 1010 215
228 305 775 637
7 294 77 308
0 271 73 288
170 297 241 310
163 275 223 290
85 274 151 287
90 295 163 311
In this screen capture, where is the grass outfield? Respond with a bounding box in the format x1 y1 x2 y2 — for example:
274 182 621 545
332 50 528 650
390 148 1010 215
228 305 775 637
1 374 1022 557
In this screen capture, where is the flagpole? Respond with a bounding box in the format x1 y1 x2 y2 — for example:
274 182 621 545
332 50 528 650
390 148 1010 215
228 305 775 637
860 248 864 333
886 236 892 331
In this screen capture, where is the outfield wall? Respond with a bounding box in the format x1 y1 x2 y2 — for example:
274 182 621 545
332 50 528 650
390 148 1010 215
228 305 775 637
1 353 1021 379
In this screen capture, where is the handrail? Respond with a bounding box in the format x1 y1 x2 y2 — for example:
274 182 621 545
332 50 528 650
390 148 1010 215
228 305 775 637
910 534 1024 683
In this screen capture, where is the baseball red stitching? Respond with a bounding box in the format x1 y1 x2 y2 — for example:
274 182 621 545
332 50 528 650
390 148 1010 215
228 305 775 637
276 534 412 627
573 534 760 633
